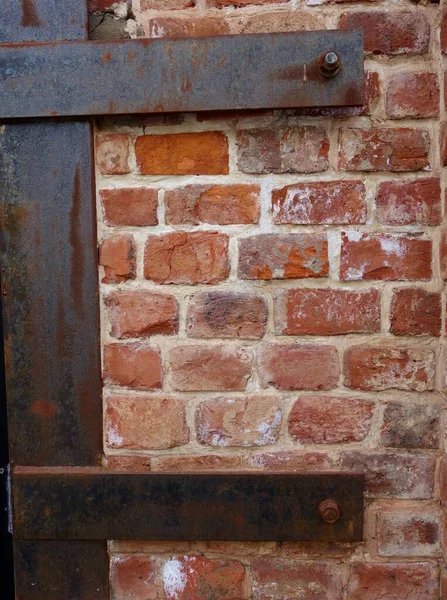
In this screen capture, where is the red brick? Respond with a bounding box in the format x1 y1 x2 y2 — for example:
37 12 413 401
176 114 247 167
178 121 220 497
96 133 130 175
165 184 260 225
228 10 324 34
169 345 252 391
186 291 267 339
111 555 161 600
136 132 228 175
105 291 178 338
250 451 331 471
441 121 447 167
89 0 115 10
340 233 432 281
105 455 151 471
339 127 430 172
258 344 339 391
105 396 189 450
441 228 447 280
348 562 438 600
339 11 430 55
377 505 440 557
100 188 158 227
142 0 195 8
289 396 374 444
213 0 283 6
377 178 441 226
390 288 441 336
236 126 329 174
162 556 245 600
274 288 380 336
99 234 135 284
343 346 435 392
381 401 440 449
144 232 229 285
273 181 366 225
386 73 439 118
340 452 435 499
441 9 447 53
251 559 343 600
196 396 282 447
103 343 163 390
152 454 242 472
238 234 328 280
149 16 230 39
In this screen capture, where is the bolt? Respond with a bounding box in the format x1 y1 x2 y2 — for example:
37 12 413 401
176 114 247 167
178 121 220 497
318 499 341 524
320 51 341 78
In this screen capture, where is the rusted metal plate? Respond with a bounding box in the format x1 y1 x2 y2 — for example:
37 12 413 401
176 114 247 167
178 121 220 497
0 0 88 43
13 469 364 542
0 121 103 467
0 31 363 119
14 541 109 600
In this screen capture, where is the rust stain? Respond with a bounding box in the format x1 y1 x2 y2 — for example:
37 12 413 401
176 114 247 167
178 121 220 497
127 51 136 63
30 399 57 417
69 164 84 315
21 0 41 27
49 111 58 117
102 51 112 64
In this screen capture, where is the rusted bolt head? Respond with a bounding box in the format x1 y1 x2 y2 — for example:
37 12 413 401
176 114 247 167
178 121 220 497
320 52 341 78
318 499 341 524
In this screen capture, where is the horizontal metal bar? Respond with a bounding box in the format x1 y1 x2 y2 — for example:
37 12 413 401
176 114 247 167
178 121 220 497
0 31 363 119
13 469 364 542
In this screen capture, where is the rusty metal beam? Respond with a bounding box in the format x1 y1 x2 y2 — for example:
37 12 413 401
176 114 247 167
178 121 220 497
0 31 363 119
13 469 364 542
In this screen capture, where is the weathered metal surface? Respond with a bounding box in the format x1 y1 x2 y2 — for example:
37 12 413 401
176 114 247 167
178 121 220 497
0 121 103 467
0 31 364 119
14 541 109 600
13 469 364 542
0 0 88 43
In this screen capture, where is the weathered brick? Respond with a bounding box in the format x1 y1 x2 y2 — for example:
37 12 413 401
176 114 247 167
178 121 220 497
380 401 440 449
103 343 163 390
386 73 439 118
169 345 252 391
236 126 329 174
340 233 432 281
442 9 447 53
343 346 435 391
340 452 435 499
377 505 440 557
213 0 283 6
186 291 267 339
96 133 130 175
99 234 136 284
144 232 229 285
441 228 447 280
288 396 374 444
105 455 151 471
149 16 230 38
272 181 366 225
152 454 242 472
142 0 195 8
274 288 380 336
339 127 430 172
136 132 229 175
228 9 324 34
250 451 331 471
238 234 328 280
100 188 158 227
339 11 430 55
258 344 339 391
196 396 282 447
106 396 189 450
165 184 260 225
251 559 344 600
348 562 438 600
105 291 178 338
111 555 161 600
162 556 245 600
390 288 441 336
376 178 441 226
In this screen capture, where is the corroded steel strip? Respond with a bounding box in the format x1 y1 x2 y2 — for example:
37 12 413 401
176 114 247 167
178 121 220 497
0 31 364 118
13 469 364 542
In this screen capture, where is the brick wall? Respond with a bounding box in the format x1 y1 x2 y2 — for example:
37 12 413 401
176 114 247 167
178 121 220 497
92 0 447 597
